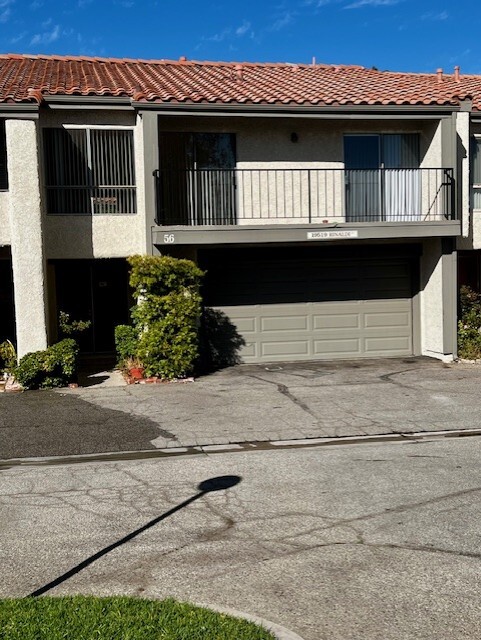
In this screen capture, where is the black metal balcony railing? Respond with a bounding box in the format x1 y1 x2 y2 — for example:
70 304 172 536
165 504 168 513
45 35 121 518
154 167 455 226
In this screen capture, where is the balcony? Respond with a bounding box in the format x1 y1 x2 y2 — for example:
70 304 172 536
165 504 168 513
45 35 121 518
155 167 455 227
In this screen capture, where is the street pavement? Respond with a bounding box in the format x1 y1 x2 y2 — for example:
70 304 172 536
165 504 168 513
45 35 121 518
2 436 481 639
2 357 481 459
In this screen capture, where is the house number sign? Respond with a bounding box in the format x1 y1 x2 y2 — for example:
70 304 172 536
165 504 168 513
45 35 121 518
307 230 359 240
163 234 176 244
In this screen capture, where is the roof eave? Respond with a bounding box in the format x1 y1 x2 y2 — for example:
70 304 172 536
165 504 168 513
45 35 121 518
133 100 462 118
42 95 135 110
0 103 39 118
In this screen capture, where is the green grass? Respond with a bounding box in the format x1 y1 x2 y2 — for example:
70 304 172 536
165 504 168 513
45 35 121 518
0 596 276 640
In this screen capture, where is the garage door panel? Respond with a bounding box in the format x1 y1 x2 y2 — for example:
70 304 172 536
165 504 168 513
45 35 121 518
226 315 257 333
242 342 258 358
364 336 412 354
314 338 362 355
261 341 310 358
261 315 309 332
364 311 411 329
313 313 361 330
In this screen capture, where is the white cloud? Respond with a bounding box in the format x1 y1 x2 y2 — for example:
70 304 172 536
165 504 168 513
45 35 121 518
422 10 448 21
206 27 231 42
345 0 399 8
10 31 26 44
0 0 13 22
204 20 253 43
269 10 294 31
30 24 60 45
235 20 251 36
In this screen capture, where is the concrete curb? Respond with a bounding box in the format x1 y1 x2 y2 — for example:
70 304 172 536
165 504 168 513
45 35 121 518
195 602 306 640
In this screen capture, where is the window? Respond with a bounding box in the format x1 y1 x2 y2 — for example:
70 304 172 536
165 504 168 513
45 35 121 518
157 132 236 225
44 127 136 214
472 136 481 210
0 120 8 191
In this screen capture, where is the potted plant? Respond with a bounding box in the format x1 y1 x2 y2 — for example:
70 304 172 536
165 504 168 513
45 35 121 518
125 357 145 381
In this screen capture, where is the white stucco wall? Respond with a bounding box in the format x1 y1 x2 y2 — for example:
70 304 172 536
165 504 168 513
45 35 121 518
6 119 48 357
420 237 453 360
41 110 147 259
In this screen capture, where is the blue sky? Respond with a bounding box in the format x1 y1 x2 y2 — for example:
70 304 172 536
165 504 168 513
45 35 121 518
1 0 480 74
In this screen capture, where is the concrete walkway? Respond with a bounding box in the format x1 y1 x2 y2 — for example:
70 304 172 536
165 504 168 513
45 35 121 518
3 356 481 460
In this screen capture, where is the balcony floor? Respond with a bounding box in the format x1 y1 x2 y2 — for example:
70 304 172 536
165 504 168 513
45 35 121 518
153 219 461 247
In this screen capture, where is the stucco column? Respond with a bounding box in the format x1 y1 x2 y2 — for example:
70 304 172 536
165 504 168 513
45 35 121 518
420 237 457 361
6 119 48 358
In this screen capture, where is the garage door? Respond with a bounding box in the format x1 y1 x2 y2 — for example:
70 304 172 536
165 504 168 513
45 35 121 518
202 250 414 363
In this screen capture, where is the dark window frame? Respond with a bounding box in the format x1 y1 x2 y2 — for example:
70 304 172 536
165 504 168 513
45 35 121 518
0 120 8 191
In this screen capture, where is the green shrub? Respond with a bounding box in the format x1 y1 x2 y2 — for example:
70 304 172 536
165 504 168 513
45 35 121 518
127 255 204 380
58 311 91 337
114 325 139 365
15 339 79 390
0 339 16 377
458 285 481 359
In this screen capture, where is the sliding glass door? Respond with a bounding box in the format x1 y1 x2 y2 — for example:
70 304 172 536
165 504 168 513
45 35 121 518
158 132 236 225
344 134 420 222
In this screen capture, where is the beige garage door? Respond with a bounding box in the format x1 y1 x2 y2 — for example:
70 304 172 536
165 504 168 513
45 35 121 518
203 251 414 363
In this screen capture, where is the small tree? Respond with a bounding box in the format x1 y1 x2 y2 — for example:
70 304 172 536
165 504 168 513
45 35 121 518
0 339 16 378
126 255 204 380
458 285 481 359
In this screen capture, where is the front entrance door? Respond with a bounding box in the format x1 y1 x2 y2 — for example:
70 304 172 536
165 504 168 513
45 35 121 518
55 259 130 353
344 134 420 222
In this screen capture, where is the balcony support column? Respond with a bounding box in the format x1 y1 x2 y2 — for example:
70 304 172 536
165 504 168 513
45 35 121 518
6 119 48 359
141 111 159 255
420 237 457 361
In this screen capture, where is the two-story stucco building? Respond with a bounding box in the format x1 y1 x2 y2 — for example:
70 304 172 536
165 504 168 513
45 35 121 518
1 54 481 364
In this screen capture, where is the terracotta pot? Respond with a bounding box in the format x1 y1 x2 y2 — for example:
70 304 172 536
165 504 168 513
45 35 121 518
129 367 144 380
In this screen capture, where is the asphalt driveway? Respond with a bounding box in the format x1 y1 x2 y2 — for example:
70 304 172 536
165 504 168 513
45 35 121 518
3 436 481 640
2 356 481 460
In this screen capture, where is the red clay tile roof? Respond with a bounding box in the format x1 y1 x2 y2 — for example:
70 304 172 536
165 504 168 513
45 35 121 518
0 53 480 109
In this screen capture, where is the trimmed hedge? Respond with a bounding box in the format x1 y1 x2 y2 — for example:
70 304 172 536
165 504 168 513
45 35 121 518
114 325 139 364
126 255 204 380
15 339 79 390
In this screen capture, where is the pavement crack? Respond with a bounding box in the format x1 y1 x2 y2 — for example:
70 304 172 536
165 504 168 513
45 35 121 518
245 374 319 421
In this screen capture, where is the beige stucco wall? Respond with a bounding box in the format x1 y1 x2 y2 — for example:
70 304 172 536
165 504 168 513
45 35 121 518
6 118 48 358
41 110 147 259
0 192 10 245
45 215 144 259
420 237 453 361
157 116 444 226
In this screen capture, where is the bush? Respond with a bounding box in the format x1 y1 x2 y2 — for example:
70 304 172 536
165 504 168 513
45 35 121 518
0 340 16 377
127 255 204 380
458 285 481 359
15 339 79 390
114 325 139 365
58 311 91 337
